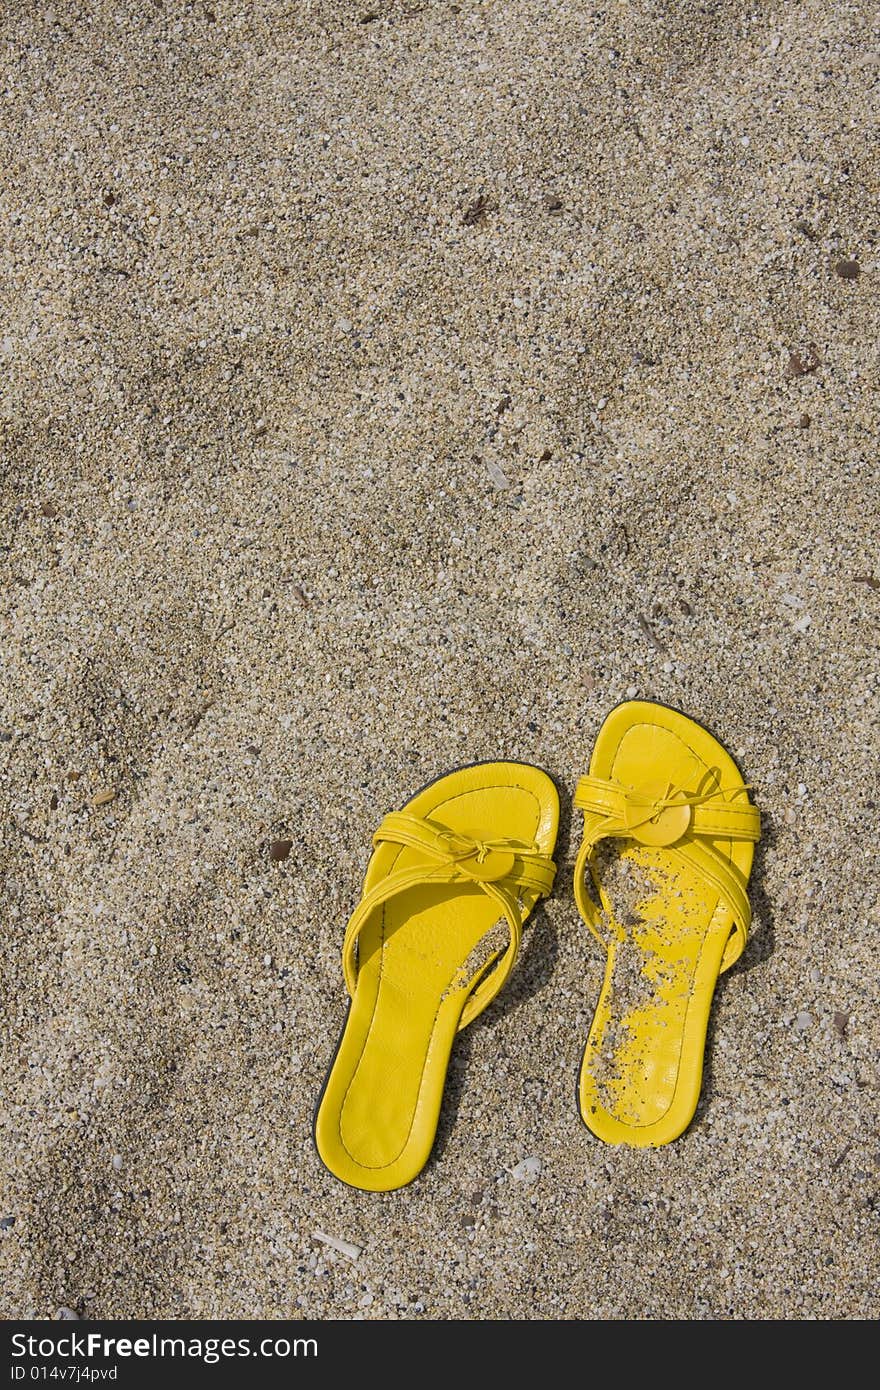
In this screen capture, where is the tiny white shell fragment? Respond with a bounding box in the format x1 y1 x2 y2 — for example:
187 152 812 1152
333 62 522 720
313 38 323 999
506 1155 542 1183
485 460 510 491
312 1229 361 1260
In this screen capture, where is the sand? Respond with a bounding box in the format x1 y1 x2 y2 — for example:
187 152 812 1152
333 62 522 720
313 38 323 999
1 0 878 1321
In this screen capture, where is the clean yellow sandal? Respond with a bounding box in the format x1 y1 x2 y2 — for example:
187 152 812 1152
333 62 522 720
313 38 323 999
314 762 559 1191
573 701 761 1147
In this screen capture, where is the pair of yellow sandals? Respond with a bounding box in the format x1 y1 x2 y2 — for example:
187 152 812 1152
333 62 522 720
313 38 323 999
315 701 761 1191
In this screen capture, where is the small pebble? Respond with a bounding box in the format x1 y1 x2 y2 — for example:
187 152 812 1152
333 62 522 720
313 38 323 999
507 1155 542 1183
270 839 293 861
834 259 860 280
787 345 821 376
485 460 510 491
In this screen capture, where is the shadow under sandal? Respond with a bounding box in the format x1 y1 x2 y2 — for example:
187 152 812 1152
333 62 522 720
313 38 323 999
314 762 559 1191
573 701 761 1147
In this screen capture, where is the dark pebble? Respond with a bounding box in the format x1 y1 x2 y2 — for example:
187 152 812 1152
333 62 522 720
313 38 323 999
270 839 293 862
787 346 820 376
0 1216 15 1230
834 258 860 280
799 414 811 429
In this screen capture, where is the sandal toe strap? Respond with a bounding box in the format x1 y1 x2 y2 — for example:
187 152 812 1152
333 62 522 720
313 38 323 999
342 811 556 1029
574 772 759 971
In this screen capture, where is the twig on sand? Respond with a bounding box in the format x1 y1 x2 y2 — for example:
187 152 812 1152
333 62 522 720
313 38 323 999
830 1143 852 1172
637 614 667 653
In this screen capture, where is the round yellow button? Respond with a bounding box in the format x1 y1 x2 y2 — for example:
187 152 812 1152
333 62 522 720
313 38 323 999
623 784 691 847
458 848 516 882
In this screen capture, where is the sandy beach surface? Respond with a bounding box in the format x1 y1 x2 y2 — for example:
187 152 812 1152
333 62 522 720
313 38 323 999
1 0 878 1321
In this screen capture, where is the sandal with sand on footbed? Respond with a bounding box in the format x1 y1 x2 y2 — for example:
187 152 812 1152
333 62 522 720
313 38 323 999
573 700 761 1147
314 761 559 1191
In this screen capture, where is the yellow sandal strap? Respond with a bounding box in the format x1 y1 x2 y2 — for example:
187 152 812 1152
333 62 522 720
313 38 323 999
573 774 758 970
573 833 603 946
375 812 557 896
668 840 751 971
574 774 761 842
341 812 555 1030
341 861 522 1028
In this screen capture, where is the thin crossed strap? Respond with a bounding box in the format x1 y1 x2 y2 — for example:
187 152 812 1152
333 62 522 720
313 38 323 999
342 811 557 1031
573 769 761 973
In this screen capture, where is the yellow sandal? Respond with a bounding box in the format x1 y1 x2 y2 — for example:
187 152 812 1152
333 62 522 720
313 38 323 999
314 762 559 1190
573 701 761 1147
